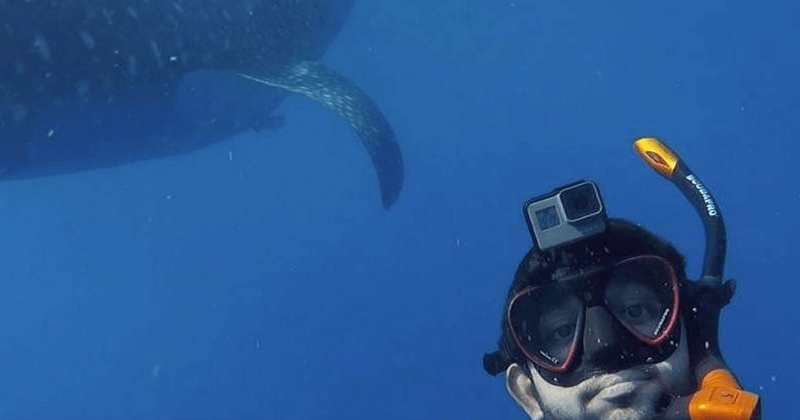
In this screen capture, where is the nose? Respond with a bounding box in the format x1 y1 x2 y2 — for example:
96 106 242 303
582 306 626 368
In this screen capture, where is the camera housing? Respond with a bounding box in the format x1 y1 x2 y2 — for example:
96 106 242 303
523 180 607 251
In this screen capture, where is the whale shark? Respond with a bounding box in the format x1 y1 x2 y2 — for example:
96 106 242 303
0 0 403 208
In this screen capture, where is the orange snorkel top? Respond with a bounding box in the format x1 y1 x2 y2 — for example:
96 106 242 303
634 137 680 178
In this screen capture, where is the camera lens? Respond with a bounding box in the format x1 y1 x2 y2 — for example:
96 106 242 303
561 182 600 221
535 206 561 231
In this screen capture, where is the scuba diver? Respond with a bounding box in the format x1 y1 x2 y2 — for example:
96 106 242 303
483 138 761 420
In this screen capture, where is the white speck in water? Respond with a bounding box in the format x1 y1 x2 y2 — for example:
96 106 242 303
771 375 777 382
33 33 51 62
149 38 163 68
228 150 234 162
47 129 56 138
255 339 261 349
166 195 172 200
455 238 461 247
79 30 96 49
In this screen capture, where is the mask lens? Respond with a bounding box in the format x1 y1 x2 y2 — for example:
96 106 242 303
508 285 582 371
604 256 678 343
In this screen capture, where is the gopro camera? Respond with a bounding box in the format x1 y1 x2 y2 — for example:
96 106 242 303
523 180 607 251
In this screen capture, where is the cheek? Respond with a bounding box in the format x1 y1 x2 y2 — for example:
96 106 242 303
530 371 584 416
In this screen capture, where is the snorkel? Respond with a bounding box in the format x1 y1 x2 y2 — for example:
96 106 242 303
634 138 726 284
634 138 761 420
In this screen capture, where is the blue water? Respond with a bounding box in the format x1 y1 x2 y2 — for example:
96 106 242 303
1 0 798 419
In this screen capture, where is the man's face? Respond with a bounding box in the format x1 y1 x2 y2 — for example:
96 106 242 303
506 323 693 420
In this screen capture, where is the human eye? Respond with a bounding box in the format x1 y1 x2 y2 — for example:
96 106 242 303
550 323 576 341
618 300 661 324
541 315 576 343
538 297 580 345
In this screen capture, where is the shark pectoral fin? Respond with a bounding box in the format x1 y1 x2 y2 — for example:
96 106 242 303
238 61 404 209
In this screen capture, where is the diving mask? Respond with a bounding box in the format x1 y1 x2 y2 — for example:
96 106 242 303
508 254 680 373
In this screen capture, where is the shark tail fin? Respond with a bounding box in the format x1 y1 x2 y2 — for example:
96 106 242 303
239 61 404 209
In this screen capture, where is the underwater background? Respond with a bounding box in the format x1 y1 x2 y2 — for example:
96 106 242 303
1 0 798 419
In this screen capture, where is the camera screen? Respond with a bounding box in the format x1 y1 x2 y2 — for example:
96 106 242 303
535 206 561 230
561 183 601 221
